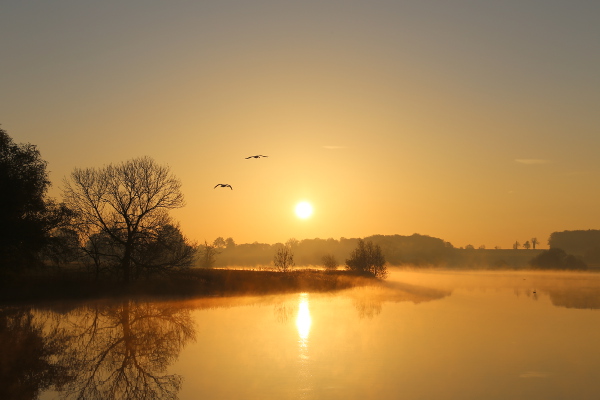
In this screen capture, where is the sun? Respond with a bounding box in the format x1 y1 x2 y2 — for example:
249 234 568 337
295 201 313 219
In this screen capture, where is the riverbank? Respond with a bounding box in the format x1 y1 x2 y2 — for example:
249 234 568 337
0 268 379 304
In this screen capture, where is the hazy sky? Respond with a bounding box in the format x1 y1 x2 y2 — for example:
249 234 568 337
2 0 599 249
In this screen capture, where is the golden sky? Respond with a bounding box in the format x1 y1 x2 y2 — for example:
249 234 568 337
1 1 599 249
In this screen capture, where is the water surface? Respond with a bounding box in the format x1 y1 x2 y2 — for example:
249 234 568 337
4 269 600 399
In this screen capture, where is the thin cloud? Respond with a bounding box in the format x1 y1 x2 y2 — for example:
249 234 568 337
519 371 549 378
560 170 592 177
515 159 551 165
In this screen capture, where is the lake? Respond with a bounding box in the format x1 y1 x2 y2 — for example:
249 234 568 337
4 268 600 400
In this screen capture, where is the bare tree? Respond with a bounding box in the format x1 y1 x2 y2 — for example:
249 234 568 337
513 241 521 250
531 237 539 249
63 157 189 283
273 244 295 272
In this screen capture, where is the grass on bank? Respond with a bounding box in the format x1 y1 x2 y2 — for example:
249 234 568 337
0 267 379 304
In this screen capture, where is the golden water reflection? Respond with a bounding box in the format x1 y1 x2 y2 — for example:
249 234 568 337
10 269 600 399
296 293 312 343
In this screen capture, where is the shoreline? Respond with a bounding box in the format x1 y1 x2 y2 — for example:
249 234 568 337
0 268 379 305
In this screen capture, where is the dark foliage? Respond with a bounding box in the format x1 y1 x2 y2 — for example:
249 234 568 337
529 248 587 270
548 230 600 264
0 129 71 272
345 239 388 279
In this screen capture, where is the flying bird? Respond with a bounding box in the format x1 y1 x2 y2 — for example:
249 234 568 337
214 184 233 190
245 155 268 159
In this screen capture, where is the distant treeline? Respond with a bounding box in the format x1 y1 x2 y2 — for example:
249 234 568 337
549 229 600 265
208 234 544 269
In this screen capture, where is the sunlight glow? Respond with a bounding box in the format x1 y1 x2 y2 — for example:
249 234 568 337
296 293 312 342
295 202 313 219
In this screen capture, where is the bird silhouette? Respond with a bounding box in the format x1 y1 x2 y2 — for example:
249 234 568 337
214 184 233 190
245 155 268 159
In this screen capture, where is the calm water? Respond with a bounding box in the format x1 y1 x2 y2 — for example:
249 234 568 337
3 269 600 400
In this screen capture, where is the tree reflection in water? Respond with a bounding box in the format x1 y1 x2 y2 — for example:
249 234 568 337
273 302 295 323
352 297 383 319
0 308 73 400
60 301 195 400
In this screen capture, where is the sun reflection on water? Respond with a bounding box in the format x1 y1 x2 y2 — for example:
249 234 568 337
295 293 313 395
296 293 312 345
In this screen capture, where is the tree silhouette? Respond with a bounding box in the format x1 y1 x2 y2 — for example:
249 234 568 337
225 237 236 249
345 239 387 279
41 227 81 268
513 241 521 250
135 223 196 278
199 240 220 268
212 237 226 248
273 244 295 272
529 248 587 270
548 230 600 263
0 128 71 271
523 240 531 250
321 254 338 270
63 157 190 283
531 237 539 249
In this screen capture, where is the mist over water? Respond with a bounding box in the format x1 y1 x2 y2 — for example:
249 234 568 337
6 269 599 399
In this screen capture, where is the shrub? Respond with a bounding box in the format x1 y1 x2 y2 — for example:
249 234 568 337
322 254 338 270
345 239 387 279
273 245 294 272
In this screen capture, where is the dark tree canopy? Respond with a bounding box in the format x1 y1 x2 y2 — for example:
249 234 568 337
0 128 70 270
